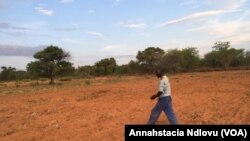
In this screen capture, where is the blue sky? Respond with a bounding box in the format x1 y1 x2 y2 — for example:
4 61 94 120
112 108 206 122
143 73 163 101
0 0 250 70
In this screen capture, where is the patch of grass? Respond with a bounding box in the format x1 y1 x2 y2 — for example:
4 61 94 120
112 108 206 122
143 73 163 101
22 79 32 82
84 80 91 85
171 77 179 79
0 82 8 87
246 91 250 96
190 74 197 78
107 79 121 83
59 77 72 81
15 84 20 87
15 81 21 87
30 81 39 86
76 90 109 101
83 76 95 79
1 91 14 95
104 78 124 84
220 75 226 78
144 75 151 79
55 82 63 86
39 78 47 81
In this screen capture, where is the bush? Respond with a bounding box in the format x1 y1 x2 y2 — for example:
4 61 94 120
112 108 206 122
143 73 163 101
59 77 72 81
39 78 47 81
84 80 91 85
15 81 21 87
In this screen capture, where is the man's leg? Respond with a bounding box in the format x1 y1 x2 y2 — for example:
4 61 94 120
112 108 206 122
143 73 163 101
163 96 179 125
147 99 165 125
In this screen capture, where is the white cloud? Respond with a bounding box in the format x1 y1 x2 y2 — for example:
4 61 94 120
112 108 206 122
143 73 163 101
180 1 195 6
88 9 95 14
98 45 138 56
119 22 146 29
0 56 35 70
139 33 152 37
180 1 201 9
112 0 122 7
114 55 136 65
60 0 74 3
0 0 7 9
0 30 25 36
189 19 249 36
73 54 135 66
0 45 45 56
0 22 31 30
161 10 237 26
181 0 246 10
71 23 79 26
62 38 84 45
188 19 250 48
101 45 124 51
241 10 250 20
208 0 246 10
55 27 79 31
87 31 106 39
0 22 32 36
35 7 53 16
224 33 250 48
55 26 82 31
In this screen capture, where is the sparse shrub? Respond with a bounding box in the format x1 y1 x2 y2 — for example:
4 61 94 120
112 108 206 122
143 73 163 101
30 81 39 86
56 82 63 86
85 80 91 85
39 78 47 81
144 75 151 79
15 81 21 87
23 79 31 82
59 77 72 81
246 91 250 96
105 78 123 83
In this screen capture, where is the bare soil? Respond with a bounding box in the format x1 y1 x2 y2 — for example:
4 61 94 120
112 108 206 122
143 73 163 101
0 70 249 141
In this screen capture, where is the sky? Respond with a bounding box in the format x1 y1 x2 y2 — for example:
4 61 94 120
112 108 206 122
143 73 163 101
0 0 250 70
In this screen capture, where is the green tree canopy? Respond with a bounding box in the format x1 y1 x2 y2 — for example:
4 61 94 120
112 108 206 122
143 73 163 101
94 57 117 76
136 47 164 73
162 49 183 73
245 51 250 66
204 41 245 68
27 45 73 84
76 65 94 77
180 47 200 72
0 66 16 81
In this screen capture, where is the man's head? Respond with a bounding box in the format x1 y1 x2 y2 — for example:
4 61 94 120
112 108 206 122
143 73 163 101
155 70 163 78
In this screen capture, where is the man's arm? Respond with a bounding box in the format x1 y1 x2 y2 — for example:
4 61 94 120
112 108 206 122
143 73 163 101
150 91 163 100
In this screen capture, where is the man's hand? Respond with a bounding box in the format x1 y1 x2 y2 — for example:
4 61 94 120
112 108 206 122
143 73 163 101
150 92 163 100
150 94 158 100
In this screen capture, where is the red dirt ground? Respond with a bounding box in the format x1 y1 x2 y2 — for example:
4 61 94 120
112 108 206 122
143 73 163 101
0 70 250 141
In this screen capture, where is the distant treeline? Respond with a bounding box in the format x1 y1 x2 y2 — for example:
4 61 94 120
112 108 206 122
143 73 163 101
0 41 250 83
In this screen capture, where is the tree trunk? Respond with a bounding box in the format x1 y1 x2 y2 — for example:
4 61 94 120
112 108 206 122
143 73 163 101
50 76 55 84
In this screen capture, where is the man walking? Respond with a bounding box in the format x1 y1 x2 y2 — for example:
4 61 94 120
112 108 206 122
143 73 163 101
147 70 179 125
